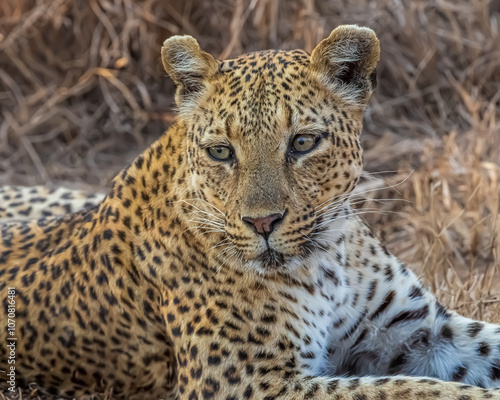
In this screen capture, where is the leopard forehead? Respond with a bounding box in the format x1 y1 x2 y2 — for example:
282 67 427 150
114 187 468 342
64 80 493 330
217 49 312 111
212 50 314 140
191 49 360 144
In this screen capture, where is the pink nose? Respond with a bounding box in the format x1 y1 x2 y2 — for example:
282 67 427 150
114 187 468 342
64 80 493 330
242 213 284 239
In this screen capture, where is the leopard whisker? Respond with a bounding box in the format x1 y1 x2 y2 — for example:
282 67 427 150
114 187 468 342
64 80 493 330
180 200 225 222
315 209 403 230
314 173 414 213
178 198 225 216
184 226 226 235
188 218 225 229
209 238 232 251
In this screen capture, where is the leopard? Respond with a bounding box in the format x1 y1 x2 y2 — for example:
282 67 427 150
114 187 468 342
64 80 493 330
1 25 500 400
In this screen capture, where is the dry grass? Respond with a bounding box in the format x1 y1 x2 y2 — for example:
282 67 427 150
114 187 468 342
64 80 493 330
0 0 499 396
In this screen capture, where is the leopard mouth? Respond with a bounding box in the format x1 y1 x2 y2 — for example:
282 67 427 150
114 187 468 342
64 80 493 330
251 238 317 270
256 248 287 269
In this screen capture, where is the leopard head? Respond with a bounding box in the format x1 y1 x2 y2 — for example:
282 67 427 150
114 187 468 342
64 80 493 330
161 25 380 273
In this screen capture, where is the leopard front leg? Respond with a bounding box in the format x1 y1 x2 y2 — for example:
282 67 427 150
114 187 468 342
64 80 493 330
172 336 500 400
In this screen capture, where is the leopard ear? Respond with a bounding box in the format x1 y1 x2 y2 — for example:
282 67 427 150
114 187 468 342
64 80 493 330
161 35 219 106
310 25 380 106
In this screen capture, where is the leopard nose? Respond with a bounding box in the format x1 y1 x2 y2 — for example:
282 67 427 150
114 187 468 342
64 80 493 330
242 212 285 239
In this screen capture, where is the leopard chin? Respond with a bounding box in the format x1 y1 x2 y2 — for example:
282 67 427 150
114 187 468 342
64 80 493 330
257 249 287 269
243 248 311 274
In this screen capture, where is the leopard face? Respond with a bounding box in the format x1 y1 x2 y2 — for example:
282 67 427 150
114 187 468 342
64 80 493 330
162 26 380 273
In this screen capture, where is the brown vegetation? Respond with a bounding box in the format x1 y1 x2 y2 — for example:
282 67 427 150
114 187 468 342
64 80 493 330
0 0 499 350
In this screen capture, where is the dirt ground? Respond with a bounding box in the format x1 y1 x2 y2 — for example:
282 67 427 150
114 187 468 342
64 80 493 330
0 2 499 397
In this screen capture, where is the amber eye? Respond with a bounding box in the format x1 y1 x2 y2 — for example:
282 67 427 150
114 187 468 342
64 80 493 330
291 134 318 154
207 146 233 161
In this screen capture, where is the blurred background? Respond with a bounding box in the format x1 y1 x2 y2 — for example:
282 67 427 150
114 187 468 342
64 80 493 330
0 0 499 320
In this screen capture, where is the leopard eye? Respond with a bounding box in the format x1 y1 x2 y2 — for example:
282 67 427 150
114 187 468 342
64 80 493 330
207 146 233 161
291 134 318 154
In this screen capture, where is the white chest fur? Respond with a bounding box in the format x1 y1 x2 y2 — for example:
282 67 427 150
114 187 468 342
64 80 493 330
272 250 352 375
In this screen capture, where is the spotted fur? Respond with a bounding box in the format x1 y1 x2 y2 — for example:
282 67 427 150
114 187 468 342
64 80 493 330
1 25 500 400
0 186 104 222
